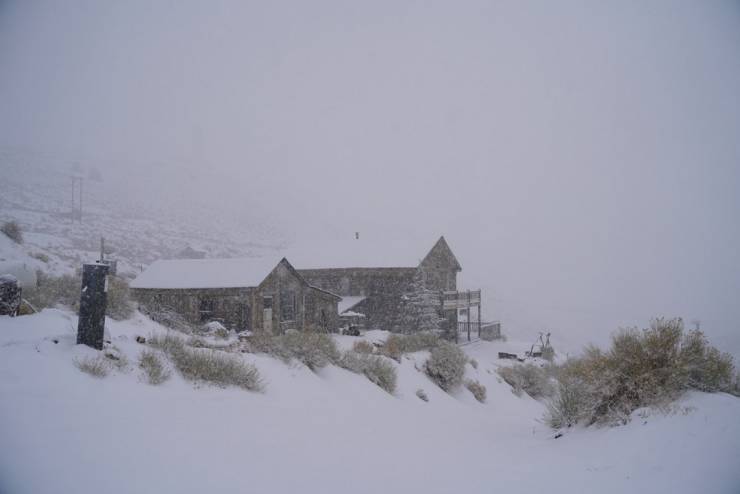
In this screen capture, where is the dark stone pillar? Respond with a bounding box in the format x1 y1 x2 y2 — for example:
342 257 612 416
77 263 109 350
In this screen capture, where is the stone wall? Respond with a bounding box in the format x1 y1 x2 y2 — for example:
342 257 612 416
131 262 340 333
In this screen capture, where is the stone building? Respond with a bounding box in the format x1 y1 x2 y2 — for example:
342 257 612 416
130 257 340 333
295 236 463 332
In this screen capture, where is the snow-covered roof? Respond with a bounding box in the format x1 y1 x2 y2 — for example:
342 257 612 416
130 257 283 289
338 296 366 314
279 233 445 270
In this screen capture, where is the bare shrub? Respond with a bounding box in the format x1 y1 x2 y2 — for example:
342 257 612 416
339 350 397 394
173 348 263 391
105 276 134 320
497 364 554 399
74 355 109 378
352 340 375 355
1 221 23 244
151 333 262 390
545 377 592 428
546 318 739 428
363 355 397 394
31 252 49 263
425 341 467 391
139 349 171 385
466 379 487 403
416 388 429 402
381 332 440 361
24 272 80 312
247 331 339 371
148 332 187 355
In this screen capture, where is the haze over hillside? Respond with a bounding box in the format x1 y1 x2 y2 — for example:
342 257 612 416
1 1 739 358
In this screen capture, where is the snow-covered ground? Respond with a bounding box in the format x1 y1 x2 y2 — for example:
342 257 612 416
0 150 285 279
1 310 739 494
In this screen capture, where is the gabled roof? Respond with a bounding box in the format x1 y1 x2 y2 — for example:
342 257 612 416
281 234 457 270
131 257 283 289
420 236 462 271
338 296 366 314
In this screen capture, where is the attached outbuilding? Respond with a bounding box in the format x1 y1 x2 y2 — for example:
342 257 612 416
130 257 340 333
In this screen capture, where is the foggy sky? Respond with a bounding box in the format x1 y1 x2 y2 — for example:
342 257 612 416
1 0 739 356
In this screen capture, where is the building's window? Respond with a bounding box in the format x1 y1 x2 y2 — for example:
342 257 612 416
280 291 296 321
199 298 215 322
263 296 273 309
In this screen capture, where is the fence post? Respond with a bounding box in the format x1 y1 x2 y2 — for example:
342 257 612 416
478 299 481 338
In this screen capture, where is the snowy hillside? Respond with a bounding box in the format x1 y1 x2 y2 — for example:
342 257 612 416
0 149 286 278
1 310 739 494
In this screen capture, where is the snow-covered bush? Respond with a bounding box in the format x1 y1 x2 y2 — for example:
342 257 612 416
545 377 591 428
148 332 187 355
1 220 23 244
381 331 440 361
352 340 375 355
546 318 739 428
24 272 80 312
139 349 171 385
174 348 263 391
465 379 487 403
339 350 397 394
74 355 109 378
24 271 133 320
425 341 467 391
249 331 340 371
106 276 134 320
469 358 478 369
497 364 554 399
416 388 429 402
363 355 397 394
151 333 262 391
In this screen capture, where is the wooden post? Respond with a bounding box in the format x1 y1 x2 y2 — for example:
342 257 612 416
478 296 482 338
467 290 471 342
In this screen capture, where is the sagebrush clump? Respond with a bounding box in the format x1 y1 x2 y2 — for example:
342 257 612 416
381 332 440 361
339 350 397 394
150 332 263 391
139 349 171 385
497 363 554 399
352 340 375 355
24 271 133 320
546 318 739 428
247 330 340 371
465 379 487 403
1 221 23 244
425 341 467 391
74 355 109 378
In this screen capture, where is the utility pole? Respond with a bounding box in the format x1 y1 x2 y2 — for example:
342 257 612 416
70 176 84 223
79 177 83 223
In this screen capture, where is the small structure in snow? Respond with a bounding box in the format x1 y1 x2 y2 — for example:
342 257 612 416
130 257 341 333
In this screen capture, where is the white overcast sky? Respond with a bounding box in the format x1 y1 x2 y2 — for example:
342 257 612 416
1 0 739 355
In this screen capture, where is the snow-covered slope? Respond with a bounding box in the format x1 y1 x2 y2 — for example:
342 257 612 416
1 310 738 494
0 149 287 278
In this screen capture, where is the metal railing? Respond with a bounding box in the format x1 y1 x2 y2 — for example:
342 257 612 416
442 289 481 310
456 320 501 342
